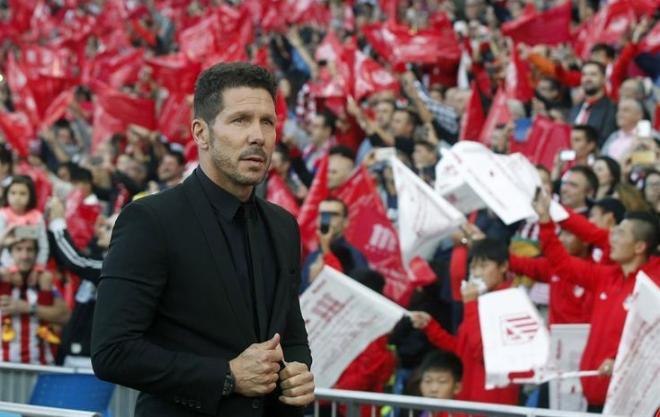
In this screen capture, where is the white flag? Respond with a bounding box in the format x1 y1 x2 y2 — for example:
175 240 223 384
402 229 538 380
549 324 590 412
300 266 406 388
479 287 550 388
604 272 660 417
392 157 465 265
441 142 536 225
434 155 486 214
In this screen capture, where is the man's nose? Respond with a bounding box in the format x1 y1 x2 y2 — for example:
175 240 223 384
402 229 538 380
247 121 265 145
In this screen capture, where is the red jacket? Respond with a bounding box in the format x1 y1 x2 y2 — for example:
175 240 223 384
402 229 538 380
509 255 593 324
539 222 660 406
559 208 612 264
422 301 519 405
334 335 396 417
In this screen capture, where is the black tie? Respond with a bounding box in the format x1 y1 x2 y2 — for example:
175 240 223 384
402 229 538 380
241 203 267 341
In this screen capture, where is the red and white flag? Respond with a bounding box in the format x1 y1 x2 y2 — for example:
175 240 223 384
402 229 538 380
479 287 550 388
266 171 301 218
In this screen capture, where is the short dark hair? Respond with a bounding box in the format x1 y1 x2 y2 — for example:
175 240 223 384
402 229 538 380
592 198 626 224
321 197 348 217
414 139 437 154
193 62 277 124
469 239 509 265
317 111 337 135
71 166 93 184
572 124 599 144
625 211 659 256
395 107 421 127
0 145 13 167
351 268 385 294
4 175 37 211
164 150 185 166
582 60 607 76
590 43 616 60
329 145 355 162
568 165 599 196
418 350 463 382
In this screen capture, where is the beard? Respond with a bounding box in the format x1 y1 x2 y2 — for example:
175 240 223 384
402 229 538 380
583 85 601 97
209 134 269 187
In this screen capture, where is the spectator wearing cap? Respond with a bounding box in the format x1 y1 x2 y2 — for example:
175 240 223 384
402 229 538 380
560 166 598 215
569 61 617 146
534 193 660 412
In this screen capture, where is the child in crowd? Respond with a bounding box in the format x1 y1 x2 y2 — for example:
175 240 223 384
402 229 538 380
0 176 49 268
416 350 463 417
410 239 519 405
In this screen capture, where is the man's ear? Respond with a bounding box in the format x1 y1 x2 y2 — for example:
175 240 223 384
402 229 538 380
453 381 462 396
634 240 648 257
192 118 210 150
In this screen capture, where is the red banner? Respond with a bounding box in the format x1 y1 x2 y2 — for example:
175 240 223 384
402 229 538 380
64 188 102 250
502 2 572 46
0 112 34 158
506 45 534 102
146 53 201 95
353 51 399 101
480 88 512 145
334 166 412 304
297 155 329 254
158 93 192 145
459 83 486 141
511 116 571 170
266 171 301 217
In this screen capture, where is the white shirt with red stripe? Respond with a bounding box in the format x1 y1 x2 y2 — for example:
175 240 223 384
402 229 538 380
1 287 55 365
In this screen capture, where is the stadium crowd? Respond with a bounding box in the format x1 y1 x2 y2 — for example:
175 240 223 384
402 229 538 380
0 0 659 415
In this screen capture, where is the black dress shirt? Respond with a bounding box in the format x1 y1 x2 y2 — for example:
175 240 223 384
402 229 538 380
195 168 278 340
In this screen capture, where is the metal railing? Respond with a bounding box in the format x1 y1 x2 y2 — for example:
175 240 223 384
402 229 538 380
0 363 625 417
313 388 623 417
0 401 100 417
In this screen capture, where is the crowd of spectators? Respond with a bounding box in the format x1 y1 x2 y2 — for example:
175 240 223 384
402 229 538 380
0 0 659 415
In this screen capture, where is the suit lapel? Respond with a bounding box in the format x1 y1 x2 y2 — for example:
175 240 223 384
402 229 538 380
183 175 256 344
257 199 293 337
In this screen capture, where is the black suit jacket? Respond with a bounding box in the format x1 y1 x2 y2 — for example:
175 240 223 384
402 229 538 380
569 96 618 147
91 173 311 417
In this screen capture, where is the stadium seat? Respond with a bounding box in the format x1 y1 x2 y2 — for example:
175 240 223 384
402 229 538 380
29 373 115 417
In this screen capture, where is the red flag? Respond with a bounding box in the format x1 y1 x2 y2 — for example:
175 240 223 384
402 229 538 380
334 166 412 304
379 0 399 22
178 14 222 62
64 188 102 250
84 48 145 89
158 93 192 145
0 112 34 158
639 21 660 54
288 0 331 26
479 88 512 145
201 31 249 69
91 83 156 150
362 20 460 68
146 53 201 95
502 2 571 46
511 116 570 170
408 256 438 287
39 88 75 132
573 1 636 59
506 44 534 102
266 171 301 217
5 55 40 128
459 83 486 141
353 51 399 101
297 155 329 254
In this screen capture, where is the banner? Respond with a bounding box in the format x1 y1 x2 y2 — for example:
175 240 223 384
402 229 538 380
501 2 572 46
479 287 550 389
549 324 590 412
434 155 486 214
391 157 465 265
441 142 536 224
300 266 406 388
604 272 660 417
334 166 412 303
266 171 300 217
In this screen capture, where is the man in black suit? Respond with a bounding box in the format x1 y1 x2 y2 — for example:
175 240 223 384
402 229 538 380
92 63 314 416
569 61 617 147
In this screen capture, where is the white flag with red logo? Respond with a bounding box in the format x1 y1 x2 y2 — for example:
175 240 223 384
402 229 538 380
604 272 660 417
391 157 465 265
479 287 550 388
301 266 406 388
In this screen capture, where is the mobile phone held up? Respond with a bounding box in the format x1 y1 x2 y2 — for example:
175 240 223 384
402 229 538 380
320 212 332 234
559 149 576 162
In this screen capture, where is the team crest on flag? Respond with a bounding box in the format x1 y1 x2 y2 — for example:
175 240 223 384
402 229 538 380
501 313 540 344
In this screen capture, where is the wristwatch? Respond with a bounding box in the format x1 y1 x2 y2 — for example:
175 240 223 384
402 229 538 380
221 369 235 397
